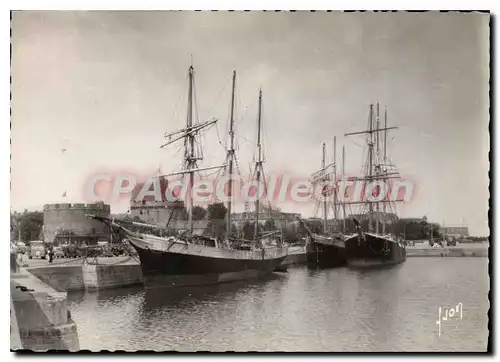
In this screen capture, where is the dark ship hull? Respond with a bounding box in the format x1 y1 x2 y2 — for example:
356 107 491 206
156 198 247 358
305 234 347 267
344 232 406 268
128 234 288 289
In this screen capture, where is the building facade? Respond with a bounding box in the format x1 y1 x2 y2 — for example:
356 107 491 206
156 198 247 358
130 199 186 226
129 176 208 234
130 176 184 225
43 202 111 245
232 206 301 230
304 217 343 233
440 226 469 239
349 212 399 224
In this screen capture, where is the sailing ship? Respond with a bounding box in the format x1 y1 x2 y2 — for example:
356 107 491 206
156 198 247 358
296 139 347 267
90 66 288 288
342 104 406 268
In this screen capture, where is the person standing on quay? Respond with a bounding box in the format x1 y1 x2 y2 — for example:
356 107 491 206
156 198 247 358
48 244 54 263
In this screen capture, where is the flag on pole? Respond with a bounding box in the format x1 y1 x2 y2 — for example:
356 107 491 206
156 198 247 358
62 191 67 198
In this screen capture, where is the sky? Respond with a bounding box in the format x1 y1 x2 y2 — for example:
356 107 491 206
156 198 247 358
11 11 490 236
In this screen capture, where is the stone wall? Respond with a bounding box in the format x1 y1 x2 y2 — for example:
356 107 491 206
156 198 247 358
11 270 79 351
28 266 85 292
81 264 143 290
406 247 488 257
27 263 143 292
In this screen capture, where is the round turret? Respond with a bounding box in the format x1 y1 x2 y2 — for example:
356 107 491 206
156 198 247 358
43 202 111 245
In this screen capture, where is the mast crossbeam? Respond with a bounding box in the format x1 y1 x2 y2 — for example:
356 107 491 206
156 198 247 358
161 118 218 148
344 126 397 137
161 164 227 177
338 200 405 205
346 173 400 181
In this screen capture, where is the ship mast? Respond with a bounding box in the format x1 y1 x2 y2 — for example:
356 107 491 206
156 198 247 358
344 104 399 234
253 89 263 246
382 107 388 234
322 142 328 234
368 104 374 232
161 65 224 236
342 145 346 232
226 71 236 238
186 65 196 234
333 136 338 224
375 103 380 234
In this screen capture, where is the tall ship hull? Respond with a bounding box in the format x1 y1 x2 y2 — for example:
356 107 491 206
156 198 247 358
305 234 347 267
127 234 287 288
344 232 406 268
295 217 347 267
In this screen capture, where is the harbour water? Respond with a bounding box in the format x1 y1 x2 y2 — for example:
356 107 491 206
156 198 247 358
67 257 489 352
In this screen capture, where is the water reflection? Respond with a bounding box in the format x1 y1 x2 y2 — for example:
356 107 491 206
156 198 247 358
141 273 284 311
67 258 489 351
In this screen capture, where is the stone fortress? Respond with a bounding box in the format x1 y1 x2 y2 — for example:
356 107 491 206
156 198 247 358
43 202 111 245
